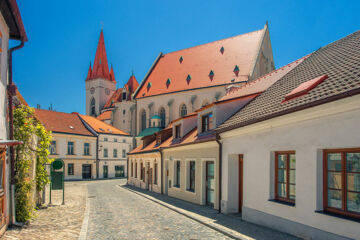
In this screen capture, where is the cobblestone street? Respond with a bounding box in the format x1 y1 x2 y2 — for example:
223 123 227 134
3 179 299 240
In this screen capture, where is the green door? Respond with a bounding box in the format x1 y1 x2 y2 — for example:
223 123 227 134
103 165 108 178
206 162 215 206
115 165 124 177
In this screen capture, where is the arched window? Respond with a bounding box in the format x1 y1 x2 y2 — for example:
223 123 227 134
159 107 166 128
141 110 147 131
180 104 187 117
90 98 96 116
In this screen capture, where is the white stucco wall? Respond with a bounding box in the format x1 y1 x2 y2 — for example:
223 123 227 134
86 78 116 116
220 94 360 239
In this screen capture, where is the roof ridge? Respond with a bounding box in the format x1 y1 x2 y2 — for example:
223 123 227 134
164 28 264 56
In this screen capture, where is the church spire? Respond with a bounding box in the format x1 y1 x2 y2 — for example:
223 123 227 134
86 30 115 83
86 62 92 80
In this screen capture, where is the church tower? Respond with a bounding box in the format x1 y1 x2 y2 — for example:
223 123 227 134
85 30 116 116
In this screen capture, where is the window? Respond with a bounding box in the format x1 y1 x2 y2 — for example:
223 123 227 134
90 98 96 116
114 138 118 142
135 162 138 178
67 142 74 155
122 139 126 143
141 110 146 131
122 149 126 158
122 92 127 100
159 107 166 128
84 143 90 156
175 125 181 139
68 163 74 175
275 151 296 204
201 113 213 133
113 149 118 158
104 137 108 142
104 148 108 158
123 109 126 115
131 161 133 177
49 141 56 155
154 163 158 184
115 165 124 177
156 135 161 145
324 149 360 218
189 161 195 192
174 161 181 187
180 104 187 117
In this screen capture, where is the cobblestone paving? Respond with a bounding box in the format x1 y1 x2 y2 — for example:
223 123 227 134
3 181 87 240
86 179 231 240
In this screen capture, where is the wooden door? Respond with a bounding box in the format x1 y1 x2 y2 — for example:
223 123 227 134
238 155 243 213
206 161 215 206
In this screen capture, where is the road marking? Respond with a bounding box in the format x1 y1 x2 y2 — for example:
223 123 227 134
78 186 90 240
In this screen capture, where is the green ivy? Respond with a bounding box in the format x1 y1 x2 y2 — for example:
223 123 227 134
13 105 52 222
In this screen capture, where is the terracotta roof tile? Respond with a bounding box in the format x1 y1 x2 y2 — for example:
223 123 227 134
34 109 94 136
97 110 112 121
79 114 129 135
217 30 360 132
135 27 266 99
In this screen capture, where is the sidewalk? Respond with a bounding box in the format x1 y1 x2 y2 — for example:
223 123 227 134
123 184 300 240
3 181 88 240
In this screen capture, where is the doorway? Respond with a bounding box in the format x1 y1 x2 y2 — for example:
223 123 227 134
206 161 215 206
238 155 243 213
103 165 108 178
115 165 124 177
82 164 92 179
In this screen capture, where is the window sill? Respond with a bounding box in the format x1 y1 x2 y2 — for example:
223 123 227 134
66 154 76 156
268 199 295 207
315 210 360 223
186 189 195 193
173 185 180 188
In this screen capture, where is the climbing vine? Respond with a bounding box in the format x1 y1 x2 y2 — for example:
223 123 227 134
13 105 52 222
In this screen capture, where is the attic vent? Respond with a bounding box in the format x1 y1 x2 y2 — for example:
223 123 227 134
147 82 152 90
99 128 105 131
283 74 328 102
166 78 171 88
233 65 240 76
69 125 74 129
186 74 192 84
209 70 214 81
220 46 224 54
179 56 183 63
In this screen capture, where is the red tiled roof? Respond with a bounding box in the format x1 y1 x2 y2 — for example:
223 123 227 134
220 55 310 101
79 114 129 135
86 30 115 83
97 110 112 121
34 109 94 136
103 75 139 109
135 27 267 99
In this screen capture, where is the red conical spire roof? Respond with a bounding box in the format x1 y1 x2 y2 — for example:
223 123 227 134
86 62 92 80
125 74 139 93
86 30 116 83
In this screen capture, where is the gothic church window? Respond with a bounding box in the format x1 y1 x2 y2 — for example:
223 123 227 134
180 104 187 117
141 110 146 131
90 98 96 116
159 107 166 128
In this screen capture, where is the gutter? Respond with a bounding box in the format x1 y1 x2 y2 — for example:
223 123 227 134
8 40 25 226
215 134 222 213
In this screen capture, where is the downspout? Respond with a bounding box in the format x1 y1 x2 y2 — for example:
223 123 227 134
8 40 25 225
215 134 222 213
96 135 99 179
160 149 163 194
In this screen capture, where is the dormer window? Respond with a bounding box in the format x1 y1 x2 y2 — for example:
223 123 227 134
175 125 181 139
122 91 127 100
156 135 161 145
201 112 213 133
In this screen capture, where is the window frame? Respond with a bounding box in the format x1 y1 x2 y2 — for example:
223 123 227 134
103 148 108 158
275 151 296 204
68 163 74 175
84 142 90 156
113 149 118 158
50 140 57 155
180 104 187 117
175 125 181 139
154 163 158 185
201 112 213 133
323 148 360 219
174 161 181 187
122 149 126 158
67 141 75 155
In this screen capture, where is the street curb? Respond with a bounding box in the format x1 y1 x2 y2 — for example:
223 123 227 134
78 185 90 240
122 185 249 240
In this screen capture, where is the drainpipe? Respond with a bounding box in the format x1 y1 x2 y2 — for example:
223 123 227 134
215 134 222 213
160 149 163 194
96 135 99 179
8 40 25 225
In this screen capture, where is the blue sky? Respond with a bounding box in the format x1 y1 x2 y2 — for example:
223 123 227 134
13 0 360 114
